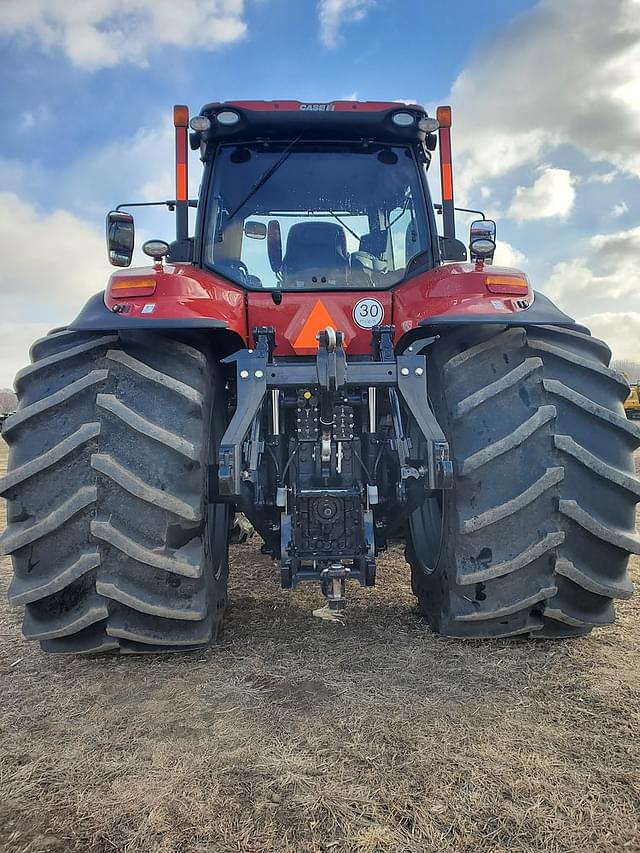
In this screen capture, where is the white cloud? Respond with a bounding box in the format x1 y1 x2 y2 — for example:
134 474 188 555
18 105 52 133
42 118 203 222
507 167 576 222
589 224 640 260
580 313 640 363
611 201 629 218
0 111 205 386
0 193 110 308
318 0 375 47
542 225 640 358
0 109 210 385
67 124 177 210
0 0 247 70
19 112 35 130
493 240 526 268
0 113 202 387
0 191 111 302
0 323 51 389
450 0 640 197
441 0 639 365
586 171 618 185
0 192 112 384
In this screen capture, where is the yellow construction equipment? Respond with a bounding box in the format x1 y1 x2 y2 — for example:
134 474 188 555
624 383 640 419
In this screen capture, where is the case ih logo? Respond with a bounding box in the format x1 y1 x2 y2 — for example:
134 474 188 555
300 103 336 112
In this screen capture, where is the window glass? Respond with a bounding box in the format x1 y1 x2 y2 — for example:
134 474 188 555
203 143 430 289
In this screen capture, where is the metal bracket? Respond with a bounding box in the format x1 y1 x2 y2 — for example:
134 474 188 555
372 325 395 362
253 326 276 357
373 325 451 491
395 352 452 490
316 328 346 391
320 563 350 611
218 347 268 496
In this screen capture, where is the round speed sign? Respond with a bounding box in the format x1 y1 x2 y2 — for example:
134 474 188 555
353 298 384 329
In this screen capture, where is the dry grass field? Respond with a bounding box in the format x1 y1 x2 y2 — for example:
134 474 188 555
1 435 639 853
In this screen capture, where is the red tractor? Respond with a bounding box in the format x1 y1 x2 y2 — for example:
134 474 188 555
1 100 637 653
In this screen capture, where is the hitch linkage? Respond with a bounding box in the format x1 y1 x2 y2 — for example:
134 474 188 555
217 324 452 498
215 323 452 611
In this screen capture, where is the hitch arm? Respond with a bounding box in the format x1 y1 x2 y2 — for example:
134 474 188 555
395 352 453 490
218 349 267 497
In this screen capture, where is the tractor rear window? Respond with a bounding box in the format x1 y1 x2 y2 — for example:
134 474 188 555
203 142 431 289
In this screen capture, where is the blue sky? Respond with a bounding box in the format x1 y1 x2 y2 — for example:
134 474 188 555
1 0 639 384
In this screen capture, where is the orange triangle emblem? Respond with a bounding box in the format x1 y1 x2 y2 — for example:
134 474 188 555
293 300 340 353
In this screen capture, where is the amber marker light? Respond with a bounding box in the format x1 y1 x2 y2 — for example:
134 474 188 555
173 105 189 127
436 105 452 128
486 275 529 295
109 278 157 298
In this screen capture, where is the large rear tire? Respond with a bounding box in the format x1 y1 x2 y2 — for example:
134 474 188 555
408 324 639 638
0 329 229 654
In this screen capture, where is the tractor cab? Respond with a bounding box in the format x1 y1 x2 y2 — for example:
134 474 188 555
192 102 451 290
106 101 454 280
201 138 434 291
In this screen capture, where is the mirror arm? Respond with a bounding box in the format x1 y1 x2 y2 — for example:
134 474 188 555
115 199 198 212
434 203 486 220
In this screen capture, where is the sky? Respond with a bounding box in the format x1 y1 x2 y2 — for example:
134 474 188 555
0 0 639 385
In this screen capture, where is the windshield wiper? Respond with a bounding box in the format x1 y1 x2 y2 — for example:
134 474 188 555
226 135 302 223
327 210 361 242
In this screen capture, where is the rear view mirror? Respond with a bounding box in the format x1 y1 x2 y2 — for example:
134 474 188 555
106 211 134 267
469 219 496 264
244 221 267 240
267 220 282 272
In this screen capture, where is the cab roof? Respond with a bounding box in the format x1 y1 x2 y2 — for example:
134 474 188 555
201 99 426 113
196 100 431 144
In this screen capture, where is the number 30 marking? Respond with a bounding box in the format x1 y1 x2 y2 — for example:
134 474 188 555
353 298 384 329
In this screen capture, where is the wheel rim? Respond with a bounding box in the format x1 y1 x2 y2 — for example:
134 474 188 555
409 495 443 575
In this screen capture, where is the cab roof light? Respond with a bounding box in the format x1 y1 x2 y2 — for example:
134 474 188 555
391 111 415 127
419 117 439 133
216 109 241 126
190 115 211 132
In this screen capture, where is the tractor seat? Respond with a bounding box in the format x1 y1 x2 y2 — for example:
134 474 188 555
280 222 349 286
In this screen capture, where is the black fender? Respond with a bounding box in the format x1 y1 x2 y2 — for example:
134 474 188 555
397 291 586 353
418 291 578 330
68 291 229 332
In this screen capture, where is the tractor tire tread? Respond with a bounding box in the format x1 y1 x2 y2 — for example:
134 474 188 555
2 330 226 655
409 324 639 638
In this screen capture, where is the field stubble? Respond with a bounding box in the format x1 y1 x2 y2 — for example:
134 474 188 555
0 438 639 853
